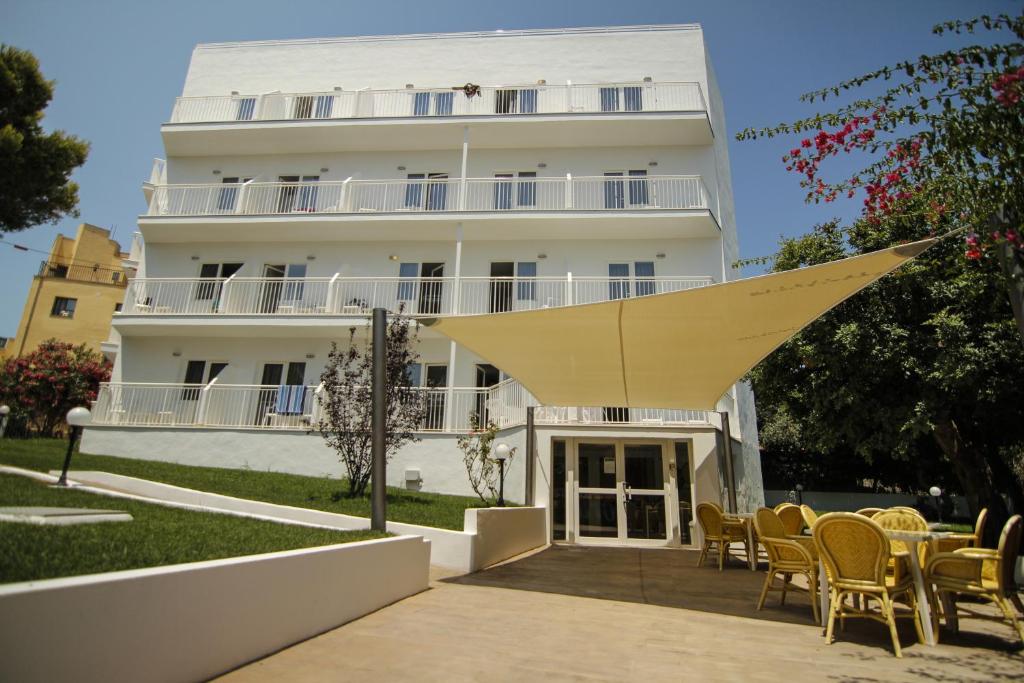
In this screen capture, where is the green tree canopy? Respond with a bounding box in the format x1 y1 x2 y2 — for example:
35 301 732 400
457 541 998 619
0 44 89 233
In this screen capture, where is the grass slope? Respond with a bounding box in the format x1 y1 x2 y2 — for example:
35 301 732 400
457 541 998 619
0 473 385 583
0 439 486 530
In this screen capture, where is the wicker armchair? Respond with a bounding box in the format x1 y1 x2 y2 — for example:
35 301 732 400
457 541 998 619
856 507 884 517
800 504 819 529
696 502 749 571
935 508 988 553
873 509 929 579
753 508 819 623
773 502 792 513
813 512 925 657
776 504 805 536
926 514 1024 644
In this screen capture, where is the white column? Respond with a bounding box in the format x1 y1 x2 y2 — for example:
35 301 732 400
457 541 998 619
444 224 464 432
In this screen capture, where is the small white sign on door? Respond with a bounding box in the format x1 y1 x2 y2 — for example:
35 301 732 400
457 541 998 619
602 456 615 474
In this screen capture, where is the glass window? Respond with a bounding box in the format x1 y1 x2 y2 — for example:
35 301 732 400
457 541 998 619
628 170 649 206
552 440 567 540
517 172 537 207
283 264 307 301
397 263 418 300
50 296 77 318
624 86 643 112
404 174 425 208
495 89 517 114
434 92 453 116
676 442 694 544
609 263 630 300
578 493 618 537
578 443 616 489
603 172 625 209
217 177 240 212
425 174 448 211
516 261 536 301
519 89 537 113
314 95 334 118
114 303 122 313
493 174 513 210
600 87 620 112
293 96 315 119
635 261 655 297
413 92 431 116
405 363 422 387
235 97 256 121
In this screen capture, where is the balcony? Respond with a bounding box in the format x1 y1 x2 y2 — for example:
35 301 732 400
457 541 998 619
89 379 711 434
139 175 719 243
113 274 713 336
37 260 128 287
161 81 712 155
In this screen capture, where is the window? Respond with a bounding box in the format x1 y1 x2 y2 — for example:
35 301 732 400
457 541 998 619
516 261 537 301
517 172 537 207
293 94 335 119
605 170 649 208
519 89 537 113
609 262 656 299
406 173 449 211
195 262 243 301
217 177 250 213
493 174 513 210
624 86 643 112
314 94 334 118
413 92 453 116
181 360 225 399
599 86 643 112
114 303 123 313
628 170 649 206
51 297 77 318
600 87 620 112
277 175 319 212
496 88 538 114
495 89 517 114
234 97 256 121
493 172 536 210
604 172 625 209
282 264 307 301
397 262 418 301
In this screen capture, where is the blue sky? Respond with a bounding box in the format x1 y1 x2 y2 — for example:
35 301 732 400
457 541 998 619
2 0 1018 337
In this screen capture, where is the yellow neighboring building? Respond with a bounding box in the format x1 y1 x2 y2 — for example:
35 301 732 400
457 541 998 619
4 224 128 358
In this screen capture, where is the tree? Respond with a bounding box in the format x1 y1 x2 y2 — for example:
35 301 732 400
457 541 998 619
747 216 1024 538
456 412 514 504
0 339 110 436
0 45 89 233
737 11 1024 341
316 315 426 498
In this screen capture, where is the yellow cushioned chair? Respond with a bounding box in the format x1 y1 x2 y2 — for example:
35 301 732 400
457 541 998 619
872 508 929 579
813 512 925 657
935 508 988 554
696 502 748 571
856 507 884 517
753 508 819 623
926 514 1024 644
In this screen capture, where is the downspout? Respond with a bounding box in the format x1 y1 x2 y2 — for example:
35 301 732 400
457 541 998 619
525 406 536 505
719 411 738 513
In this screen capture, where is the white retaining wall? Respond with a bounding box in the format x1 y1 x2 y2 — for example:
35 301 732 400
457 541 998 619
0 536 430 683
764 489 971 518
81 424 527 502
464 506 548 569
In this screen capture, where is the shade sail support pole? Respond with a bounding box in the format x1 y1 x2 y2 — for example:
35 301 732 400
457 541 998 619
719 410 738 514
371 307 387 531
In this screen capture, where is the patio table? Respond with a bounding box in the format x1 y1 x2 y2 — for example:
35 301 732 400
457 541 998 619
724 513 758 571
816 529 956 646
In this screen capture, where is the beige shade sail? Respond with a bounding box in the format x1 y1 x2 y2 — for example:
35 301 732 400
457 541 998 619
422 237 936 411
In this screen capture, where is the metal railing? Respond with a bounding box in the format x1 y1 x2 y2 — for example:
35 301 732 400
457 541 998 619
145 175 712 217
38 260 128 287
169 81 706 124
90 378 710 432
119 275 714 317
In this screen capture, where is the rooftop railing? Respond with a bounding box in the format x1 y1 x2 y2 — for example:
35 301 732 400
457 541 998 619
119 275 714 317
90 378 710 433
37 260 128 287
146 175 712 217
169 81 706 124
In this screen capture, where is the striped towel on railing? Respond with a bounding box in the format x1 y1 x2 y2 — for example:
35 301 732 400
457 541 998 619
275 385 306 415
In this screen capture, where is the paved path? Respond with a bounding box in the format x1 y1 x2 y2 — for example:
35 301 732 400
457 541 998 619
219 546 1023 682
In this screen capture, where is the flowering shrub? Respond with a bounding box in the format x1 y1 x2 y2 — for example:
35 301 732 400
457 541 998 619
0 339 110 437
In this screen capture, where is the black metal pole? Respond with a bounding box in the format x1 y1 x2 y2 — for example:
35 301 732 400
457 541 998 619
497 459 505 507
525 406 535 506
58 426 80 487
371 307 387 531
719 411 738 513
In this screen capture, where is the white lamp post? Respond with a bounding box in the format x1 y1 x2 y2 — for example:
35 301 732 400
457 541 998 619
58 407 91 487
493 442 511 507
929 485 943 523
0 405 9 439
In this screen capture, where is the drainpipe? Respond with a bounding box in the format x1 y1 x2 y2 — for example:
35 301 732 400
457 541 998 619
719 411 738 513
525 406 536 505
459 125 469 210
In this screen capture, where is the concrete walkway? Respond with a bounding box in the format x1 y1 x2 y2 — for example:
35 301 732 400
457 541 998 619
219 546 1023 682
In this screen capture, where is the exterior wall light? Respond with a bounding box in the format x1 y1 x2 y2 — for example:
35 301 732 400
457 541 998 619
537 253 547 260
494 443 512 507
306 255 316 261
320 167 329 173
656 253 666 259
305 353 315 359
172 350 182 357
389 254 399 261
537 162 547 168
0 404 10 439
212 170 221 175
648 161 658 167
795 483 804 505
929 485 943 523
397 166 406 171
58 407 92 486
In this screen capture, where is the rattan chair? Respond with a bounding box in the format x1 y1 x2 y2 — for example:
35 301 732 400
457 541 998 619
776 504 805 536
696 502 749 571
813 512 925 657
800 504 819 529
856 507 884 517
926 514 1024 644
873 508 929 578
935 508 988 553
753 508 819 623
889 505 925 517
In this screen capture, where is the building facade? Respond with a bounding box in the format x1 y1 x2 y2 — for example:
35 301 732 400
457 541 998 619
4 224 128 359
83 25 764 548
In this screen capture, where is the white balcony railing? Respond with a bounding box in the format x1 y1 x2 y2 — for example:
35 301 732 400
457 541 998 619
169 81 706 124
119 275 714 317
145 175 712 217
90 378 710 433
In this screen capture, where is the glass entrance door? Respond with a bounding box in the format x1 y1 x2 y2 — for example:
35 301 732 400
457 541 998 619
574 441 670 543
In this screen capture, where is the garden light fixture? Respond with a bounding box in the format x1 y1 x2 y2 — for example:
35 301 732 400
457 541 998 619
58 407 91 486
494 442 511 507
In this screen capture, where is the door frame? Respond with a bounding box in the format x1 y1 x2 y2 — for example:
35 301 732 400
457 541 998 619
567 437 679 548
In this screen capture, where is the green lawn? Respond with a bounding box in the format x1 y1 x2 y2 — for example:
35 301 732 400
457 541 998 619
0 439 487 530
0 473 385 584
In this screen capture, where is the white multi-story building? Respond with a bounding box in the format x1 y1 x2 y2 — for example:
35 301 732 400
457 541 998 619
85 24 764 547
